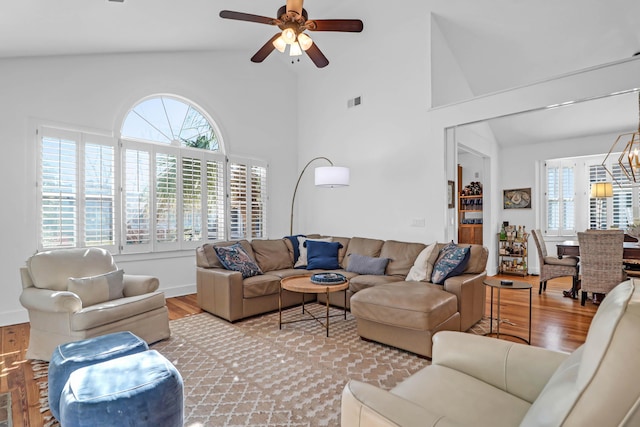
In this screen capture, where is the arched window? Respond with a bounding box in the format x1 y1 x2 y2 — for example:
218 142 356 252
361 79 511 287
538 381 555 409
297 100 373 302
36 95 268 253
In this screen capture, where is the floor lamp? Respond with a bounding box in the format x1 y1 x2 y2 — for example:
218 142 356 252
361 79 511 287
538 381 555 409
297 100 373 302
290 156 350 235
590 182 613 230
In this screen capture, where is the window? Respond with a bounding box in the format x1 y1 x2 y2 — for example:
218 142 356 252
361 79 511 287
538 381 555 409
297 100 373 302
37 95 268 252
588 160 635 229
544 159 575 236
39 128 117 251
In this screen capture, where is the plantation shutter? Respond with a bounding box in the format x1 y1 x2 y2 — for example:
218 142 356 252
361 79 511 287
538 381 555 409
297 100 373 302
206 159 225 241
182 155 202 242
545 160 575 236
155 148 179 248
122 144 152 252
84 137 116 249
228 157 268 240
40 129 78 248
251 165 268 239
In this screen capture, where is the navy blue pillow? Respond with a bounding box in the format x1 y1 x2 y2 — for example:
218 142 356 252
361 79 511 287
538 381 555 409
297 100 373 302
306 240 342 270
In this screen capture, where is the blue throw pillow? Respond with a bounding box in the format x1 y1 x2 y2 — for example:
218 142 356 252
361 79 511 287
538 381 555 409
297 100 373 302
306 240 342 270
214 243 263 278
431 243 471 284
346 253 389 275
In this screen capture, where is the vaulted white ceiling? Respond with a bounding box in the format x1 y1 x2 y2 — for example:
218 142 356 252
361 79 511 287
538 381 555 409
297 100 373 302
2 0 639 145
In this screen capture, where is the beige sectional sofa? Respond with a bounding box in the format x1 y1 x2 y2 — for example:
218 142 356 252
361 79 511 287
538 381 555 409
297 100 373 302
196 235 488 357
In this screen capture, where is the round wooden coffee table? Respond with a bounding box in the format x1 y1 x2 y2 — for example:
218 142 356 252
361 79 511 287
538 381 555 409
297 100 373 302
279 275 349 337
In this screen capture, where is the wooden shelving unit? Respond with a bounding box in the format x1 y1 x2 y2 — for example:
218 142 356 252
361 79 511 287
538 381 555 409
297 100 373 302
458 165 483 245
498 234 528 276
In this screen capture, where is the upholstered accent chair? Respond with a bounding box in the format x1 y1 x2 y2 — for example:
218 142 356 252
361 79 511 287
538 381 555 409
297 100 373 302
19 248 171 361
578 229 627 306
342 279 640 427
531 229 579 295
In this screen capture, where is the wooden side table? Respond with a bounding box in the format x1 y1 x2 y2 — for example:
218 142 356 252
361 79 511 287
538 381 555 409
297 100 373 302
279 275 349 337
483 278 532 344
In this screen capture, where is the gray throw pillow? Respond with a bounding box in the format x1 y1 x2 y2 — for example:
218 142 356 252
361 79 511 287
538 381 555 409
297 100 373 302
346 253 389 275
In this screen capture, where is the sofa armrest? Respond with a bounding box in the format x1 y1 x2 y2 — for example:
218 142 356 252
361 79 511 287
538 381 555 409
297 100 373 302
443 272 486 330
196 267 244 321
432 331 569 403
123 274 160 297
342 380 459 427
19 287 82 313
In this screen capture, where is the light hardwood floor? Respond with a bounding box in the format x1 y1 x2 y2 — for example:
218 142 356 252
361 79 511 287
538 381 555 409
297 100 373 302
1 274 597 426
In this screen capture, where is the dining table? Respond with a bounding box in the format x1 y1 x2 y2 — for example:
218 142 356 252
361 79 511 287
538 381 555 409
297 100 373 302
555 238 640 298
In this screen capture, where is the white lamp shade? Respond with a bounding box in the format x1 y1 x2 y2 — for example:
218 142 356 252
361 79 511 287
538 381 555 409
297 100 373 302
590 182 613 198
315 166 349 188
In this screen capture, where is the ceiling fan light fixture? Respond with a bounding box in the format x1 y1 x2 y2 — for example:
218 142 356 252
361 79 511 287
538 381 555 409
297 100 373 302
289 41 302 56
273 36 287 53
297 33 313 50
282 28 297 44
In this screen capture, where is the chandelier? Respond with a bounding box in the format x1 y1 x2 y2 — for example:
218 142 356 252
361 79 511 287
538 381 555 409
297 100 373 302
603 91 640 184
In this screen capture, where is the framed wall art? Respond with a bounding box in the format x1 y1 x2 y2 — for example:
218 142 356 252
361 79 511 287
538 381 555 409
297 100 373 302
448 180 455 209
503 188 531 209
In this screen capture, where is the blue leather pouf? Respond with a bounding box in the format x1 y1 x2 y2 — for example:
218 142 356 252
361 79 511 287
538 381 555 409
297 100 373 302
59 350 183 427
48 331 148 421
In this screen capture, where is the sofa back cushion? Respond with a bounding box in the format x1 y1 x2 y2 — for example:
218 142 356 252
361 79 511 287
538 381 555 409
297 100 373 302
380 240 427 278
251 239 293 272
28 248 117 291
520 279 640 427
463 244 489 274
344 237 385 270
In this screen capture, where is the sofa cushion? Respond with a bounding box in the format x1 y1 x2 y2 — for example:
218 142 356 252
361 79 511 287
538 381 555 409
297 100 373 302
346 254 389 275
380 240 427 278
349 275 402 293
242 274 281 299
432 243 471 285
251 239 293 272
295 237 333 268
331 236 351 266
214 243 263 278
199 241 256 269
406 242 439 282
343 237 385 270
463 244 490 274
350 282 458 331
306 240 342 270
68 269 125 307
70 291 167 331
28 248 118 291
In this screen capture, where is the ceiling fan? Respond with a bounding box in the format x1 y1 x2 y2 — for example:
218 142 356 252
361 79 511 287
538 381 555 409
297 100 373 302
219 0 363 68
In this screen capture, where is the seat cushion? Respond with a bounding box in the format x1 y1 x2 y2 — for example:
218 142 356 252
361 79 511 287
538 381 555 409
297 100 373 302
351 282 458 331
70 291 166 331
48 331 148 421
392 364 531 427
349 275 403 292
59 350 183 427
242 274 281 298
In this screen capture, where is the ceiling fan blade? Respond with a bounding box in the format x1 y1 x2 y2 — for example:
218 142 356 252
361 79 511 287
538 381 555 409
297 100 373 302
307 19 364 32
219 10 278 25
305 42 329 68
251 33 281 63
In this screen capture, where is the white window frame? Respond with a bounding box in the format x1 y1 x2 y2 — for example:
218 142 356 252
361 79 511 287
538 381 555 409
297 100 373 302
543 159 576 237
37 126 119 252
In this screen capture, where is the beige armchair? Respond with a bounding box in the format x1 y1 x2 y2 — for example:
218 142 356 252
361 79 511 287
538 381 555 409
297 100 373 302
342 278 640 427
19 248 170 361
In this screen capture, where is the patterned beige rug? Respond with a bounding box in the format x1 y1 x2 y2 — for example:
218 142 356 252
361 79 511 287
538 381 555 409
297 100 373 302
36 306 491 427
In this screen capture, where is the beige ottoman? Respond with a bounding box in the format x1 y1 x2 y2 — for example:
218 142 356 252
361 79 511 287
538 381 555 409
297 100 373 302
350 281 460 358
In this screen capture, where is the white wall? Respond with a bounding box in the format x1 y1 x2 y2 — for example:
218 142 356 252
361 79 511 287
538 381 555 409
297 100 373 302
0 51 298 326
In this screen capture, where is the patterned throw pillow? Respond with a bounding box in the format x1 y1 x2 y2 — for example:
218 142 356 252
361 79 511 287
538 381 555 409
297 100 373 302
214 243 263 278
431 242 471 285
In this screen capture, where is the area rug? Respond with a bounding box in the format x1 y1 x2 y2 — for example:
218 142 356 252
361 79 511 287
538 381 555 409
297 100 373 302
35 307 491 427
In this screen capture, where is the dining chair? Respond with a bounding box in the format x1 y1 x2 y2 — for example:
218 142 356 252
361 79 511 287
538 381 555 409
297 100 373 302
531 229 579 295
577 230 627 306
